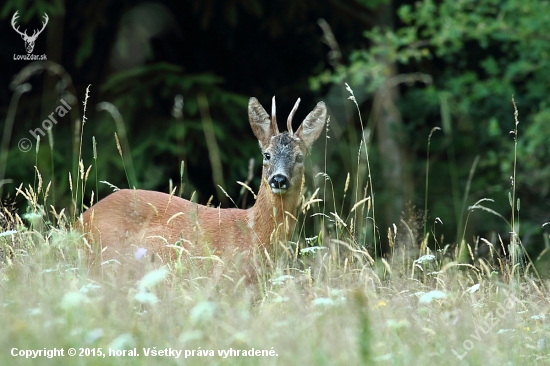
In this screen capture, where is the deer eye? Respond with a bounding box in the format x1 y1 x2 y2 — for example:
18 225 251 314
263 152 271 160
296 154 304 163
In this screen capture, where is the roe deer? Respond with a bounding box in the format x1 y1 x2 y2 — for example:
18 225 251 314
81 97 326 267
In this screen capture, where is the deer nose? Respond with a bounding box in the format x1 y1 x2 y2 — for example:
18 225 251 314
269 174 289 193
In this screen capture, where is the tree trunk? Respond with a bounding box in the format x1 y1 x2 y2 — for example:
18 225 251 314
372 1 415 250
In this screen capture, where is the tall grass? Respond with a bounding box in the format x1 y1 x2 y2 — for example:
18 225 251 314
1 78 549 365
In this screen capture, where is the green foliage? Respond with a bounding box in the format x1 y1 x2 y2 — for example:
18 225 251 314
75 28 94 68
89 62 251 199
1 0 64 19
314 0 550 252
353 0 389 10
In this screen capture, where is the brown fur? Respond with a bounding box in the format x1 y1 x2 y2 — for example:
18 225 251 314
81 97 326 269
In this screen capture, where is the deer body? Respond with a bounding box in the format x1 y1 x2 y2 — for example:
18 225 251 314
81 97 326 265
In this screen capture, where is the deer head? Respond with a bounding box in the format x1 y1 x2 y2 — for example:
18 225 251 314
248 97 326 196
11 11 49 54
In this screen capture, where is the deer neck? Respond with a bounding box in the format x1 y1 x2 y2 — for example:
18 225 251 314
247 176 303 250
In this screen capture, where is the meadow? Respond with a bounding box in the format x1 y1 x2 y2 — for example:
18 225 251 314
1 90 549 366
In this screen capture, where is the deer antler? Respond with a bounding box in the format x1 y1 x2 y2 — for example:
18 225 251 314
31 13 49 39
11 11 49 40
11 11 27 37
287 98 301 135
271 96 279 134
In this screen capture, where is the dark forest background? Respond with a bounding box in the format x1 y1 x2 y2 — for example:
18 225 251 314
1 0 550 273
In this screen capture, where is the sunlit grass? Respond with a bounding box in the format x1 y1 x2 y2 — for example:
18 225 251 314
1 200 549 366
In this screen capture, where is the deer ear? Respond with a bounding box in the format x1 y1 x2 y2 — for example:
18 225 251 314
296 101 327 149
249 97 276 149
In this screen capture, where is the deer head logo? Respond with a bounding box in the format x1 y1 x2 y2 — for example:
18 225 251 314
11 11 49 54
